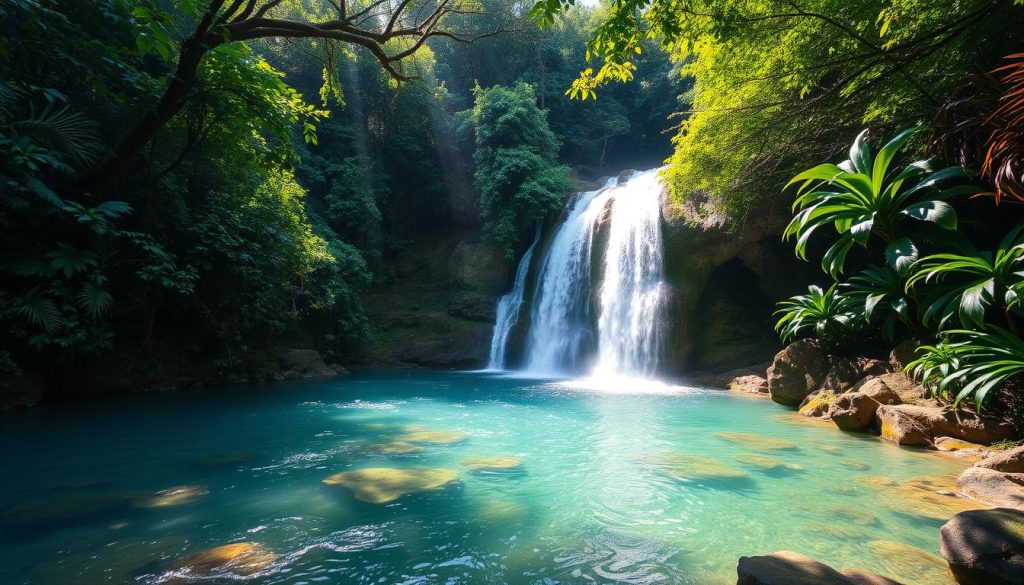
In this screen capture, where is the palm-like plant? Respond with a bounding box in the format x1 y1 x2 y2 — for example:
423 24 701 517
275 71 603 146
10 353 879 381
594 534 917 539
775 284 858 343
784 127 985 277
908 327 1024 409
843 265 915 341
906 225 1024 331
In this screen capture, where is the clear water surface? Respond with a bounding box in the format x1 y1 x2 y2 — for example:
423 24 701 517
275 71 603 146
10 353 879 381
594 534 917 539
0 371 969 584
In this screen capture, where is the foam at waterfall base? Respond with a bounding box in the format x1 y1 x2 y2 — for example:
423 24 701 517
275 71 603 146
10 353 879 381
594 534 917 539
556 374 711 395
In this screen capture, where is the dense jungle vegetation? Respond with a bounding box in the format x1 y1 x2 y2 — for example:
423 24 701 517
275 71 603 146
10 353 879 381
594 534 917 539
3 0 1024 412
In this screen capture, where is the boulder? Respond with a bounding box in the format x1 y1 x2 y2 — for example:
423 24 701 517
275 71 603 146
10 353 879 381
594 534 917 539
977 446 1024 473
278 349 339 380
828 380 901 432
767 340 830 407
957 467 1024 511
855 371 926 403
798 391 834 418
736 551 855 584
889 339 923 371
940 508 1024 585
729 375 770 394
875 404 1015 446
818 357 893 394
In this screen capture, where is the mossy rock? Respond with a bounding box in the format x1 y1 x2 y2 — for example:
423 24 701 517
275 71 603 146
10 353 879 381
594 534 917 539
134 485 208 508
714 431 797 451
398 430 467 445
460 456 522 471
176 542 277 577
652 452 749 481
323 467 459 504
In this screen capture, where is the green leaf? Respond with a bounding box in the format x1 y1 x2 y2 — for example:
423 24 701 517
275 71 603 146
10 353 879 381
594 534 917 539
885 238 919 273
901 200 957 230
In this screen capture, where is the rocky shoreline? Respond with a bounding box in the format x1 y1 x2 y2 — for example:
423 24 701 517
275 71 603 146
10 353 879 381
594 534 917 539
699 339 1024 585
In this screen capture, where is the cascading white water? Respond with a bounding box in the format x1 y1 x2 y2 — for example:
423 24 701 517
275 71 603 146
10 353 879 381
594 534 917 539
523 170 667 377
592 170 667 377
523 178 617 375
486 226 541 370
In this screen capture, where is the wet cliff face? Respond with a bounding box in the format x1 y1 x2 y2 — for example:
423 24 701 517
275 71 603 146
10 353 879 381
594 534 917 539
364 234 511 369
659 188 818 373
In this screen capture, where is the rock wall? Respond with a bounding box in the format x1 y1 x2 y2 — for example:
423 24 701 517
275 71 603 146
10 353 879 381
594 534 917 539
660 187 818 373
364 233 511 369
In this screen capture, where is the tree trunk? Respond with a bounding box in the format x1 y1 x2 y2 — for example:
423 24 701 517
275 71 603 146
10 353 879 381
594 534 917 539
89 37 215 195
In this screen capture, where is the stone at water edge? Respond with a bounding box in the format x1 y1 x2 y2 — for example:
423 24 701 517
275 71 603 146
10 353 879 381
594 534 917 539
798 391 834 418
176 542 277 577
874 404 1015 446
976 445 1024 473
729 374 769 394
322 467 459 504
767 339 830 407
828 379 901 432
940 508 1024 585
817 356 893 394
736 551 899 585
957 466 1024 511
854 371 928 404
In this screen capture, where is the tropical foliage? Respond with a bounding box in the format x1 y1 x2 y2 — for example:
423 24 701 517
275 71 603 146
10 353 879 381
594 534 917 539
774 284 857 345
908 328 1024 410
467 83 572 257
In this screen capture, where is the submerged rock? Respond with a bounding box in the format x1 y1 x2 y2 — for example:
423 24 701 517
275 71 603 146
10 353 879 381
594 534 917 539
957 466 1024 511
736 551 864 584
875 404 1015 446
322 467 459 504
715 432 797 451
940 508 1024 585
767 340 829 407
460 456 522 470
867 540 949 585
828 380 901 432
134 485 208 508
841 568 904 585
176 542 277 577
278 349 342 380
652 452 749 481
1 492 136 531
733 453 802 472
398 429 468 445
367 441 424 455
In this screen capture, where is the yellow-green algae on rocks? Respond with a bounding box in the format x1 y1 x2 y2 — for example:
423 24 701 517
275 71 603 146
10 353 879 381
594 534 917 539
322 467 459 503
460 456 522 470
397 430 468 445
651 452 749 481
732 453 803 472
714 431 797 451
176 542 277 577
134 485 209 508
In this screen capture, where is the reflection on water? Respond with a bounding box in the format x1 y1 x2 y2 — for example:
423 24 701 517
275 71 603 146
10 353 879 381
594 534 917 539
0 371 967 584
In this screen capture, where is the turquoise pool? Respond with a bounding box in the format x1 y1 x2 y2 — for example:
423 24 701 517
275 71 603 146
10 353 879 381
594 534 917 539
0 372 969 584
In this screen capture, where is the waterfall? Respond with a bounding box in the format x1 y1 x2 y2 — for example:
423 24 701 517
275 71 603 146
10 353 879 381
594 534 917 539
523 178 616 374
487 226 542 370
592 170 667 377
523 170 667 377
